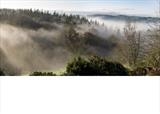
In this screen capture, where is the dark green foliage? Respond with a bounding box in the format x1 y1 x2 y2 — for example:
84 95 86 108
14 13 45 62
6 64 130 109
89 56 129 76
63 27 116 56
0 68 5 76
84 32 109 48
0 9 90 29
66 57 91 76
30 72 56 76
130 67 147 76
66 56 129 76
83 32 117 52
64 27 84 54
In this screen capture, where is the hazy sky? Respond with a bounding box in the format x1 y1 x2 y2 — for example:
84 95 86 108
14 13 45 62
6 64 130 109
0 0 159 16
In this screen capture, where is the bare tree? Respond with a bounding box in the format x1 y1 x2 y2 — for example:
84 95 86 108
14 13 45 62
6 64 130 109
145 0 160 67
117 22 145 68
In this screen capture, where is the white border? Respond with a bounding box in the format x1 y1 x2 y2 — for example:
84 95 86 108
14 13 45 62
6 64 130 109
0 76 160 114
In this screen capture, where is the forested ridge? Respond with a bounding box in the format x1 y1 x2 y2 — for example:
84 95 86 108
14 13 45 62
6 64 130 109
0 9 91 29
0 9 159 76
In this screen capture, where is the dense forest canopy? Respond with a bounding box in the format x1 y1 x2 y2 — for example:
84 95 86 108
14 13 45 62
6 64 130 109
0 9 90 29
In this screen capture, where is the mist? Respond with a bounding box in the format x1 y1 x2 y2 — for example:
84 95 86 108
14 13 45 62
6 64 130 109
0 24 72 75
87 16 152 31
0 22 120 75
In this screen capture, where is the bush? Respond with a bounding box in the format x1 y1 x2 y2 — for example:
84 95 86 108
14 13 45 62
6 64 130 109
146 67 160 76
30 72 56 76
0 68 5 76
130 67 147 76
66 56 129 76
66 57 91 76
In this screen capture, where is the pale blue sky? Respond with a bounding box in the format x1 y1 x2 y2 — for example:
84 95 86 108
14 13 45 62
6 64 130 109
0 0 159 16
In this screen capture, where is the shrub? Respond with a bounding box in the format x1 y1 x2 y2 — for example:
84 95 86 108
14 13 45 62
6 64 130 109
66 57 91 76
130 67 147 76
89 56 129 75
66 56 129 76
30 72 56 76
146 67 160 76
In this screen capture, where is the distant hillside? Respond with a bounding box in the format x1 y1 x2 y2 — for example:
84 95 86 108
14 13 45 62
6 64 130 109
89 14 160 23
0 9 90 30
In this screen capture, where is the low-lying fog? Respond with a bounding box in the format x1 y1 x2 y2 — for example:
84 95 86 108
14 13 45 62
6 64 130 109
63 11 157 31
0 23 118 75
0 24 71 75
87 17 151 31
